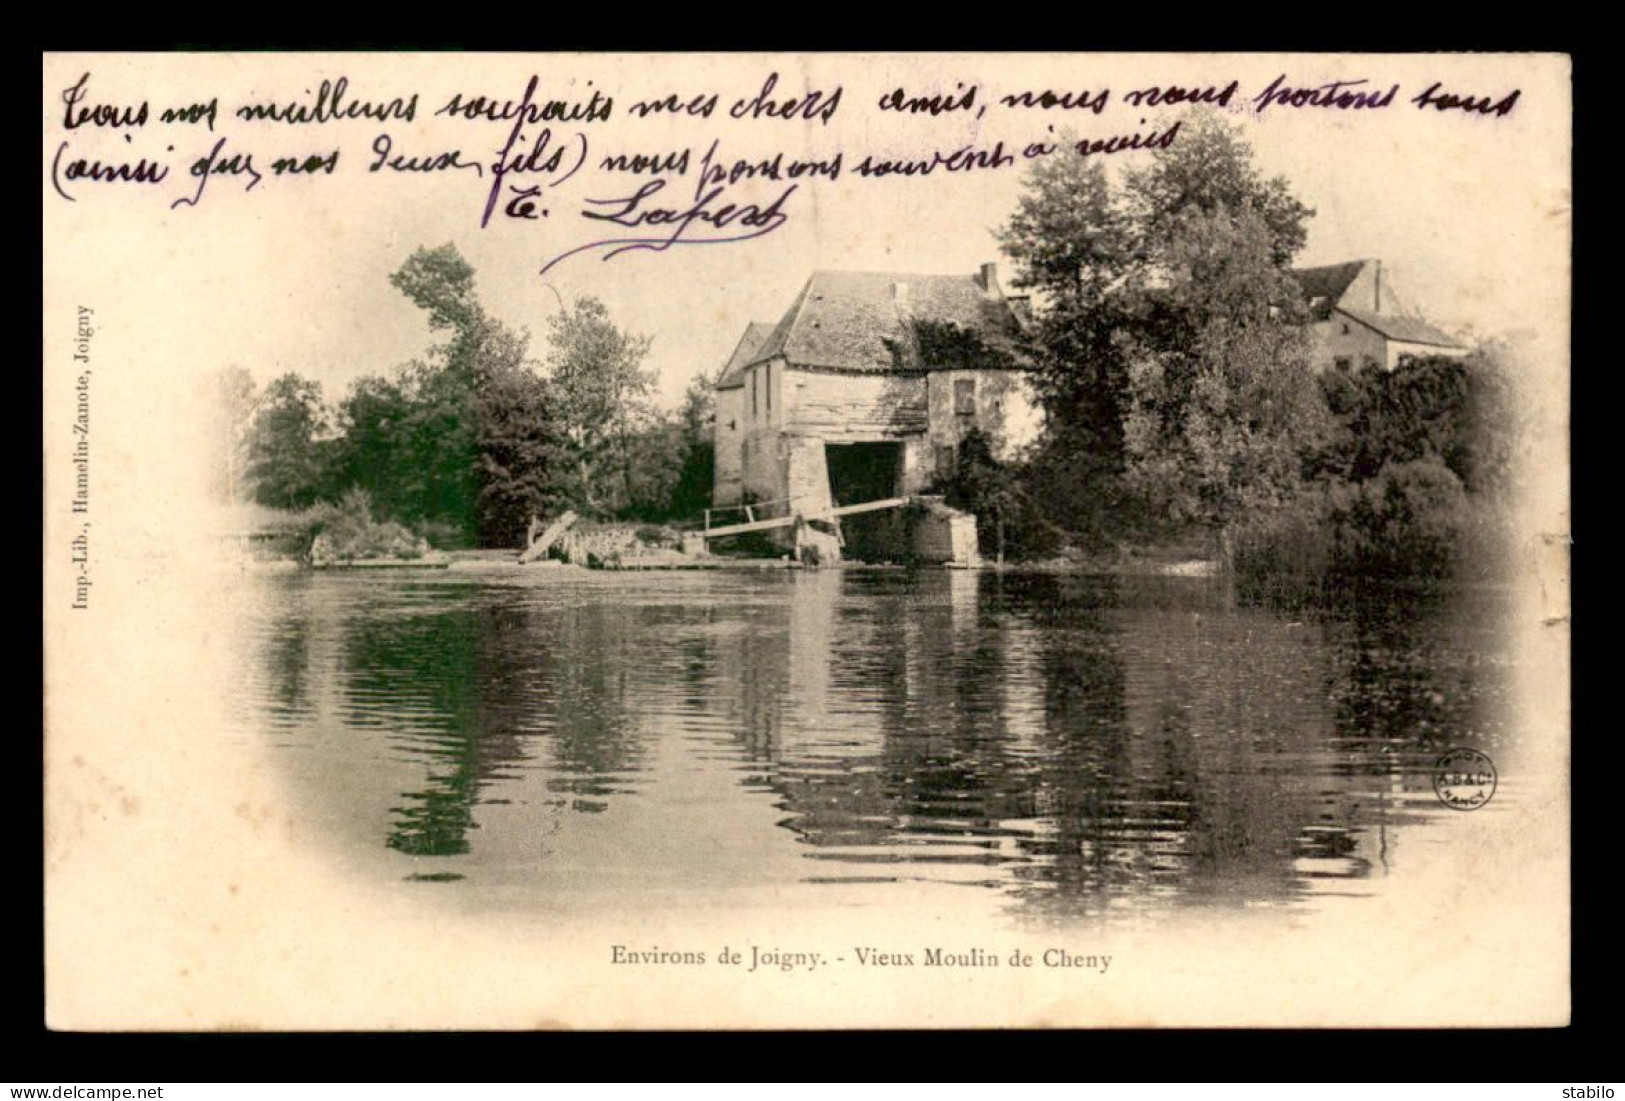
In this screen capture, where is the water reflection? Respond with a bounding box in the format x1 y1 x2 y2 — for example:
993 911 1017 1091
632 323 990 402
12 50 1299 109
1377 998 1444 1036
234 569 1513 922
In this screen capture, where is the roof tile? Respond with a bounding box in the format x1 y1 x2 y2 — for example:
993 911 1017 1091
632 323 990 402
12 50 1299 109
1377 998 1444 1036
1291 260 1369 319
1339 307 1465 349
743 269 1029 373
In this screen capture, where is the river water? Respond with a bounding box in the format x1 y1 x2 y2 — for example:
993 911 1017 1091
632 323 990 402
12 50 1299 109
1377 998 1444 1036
229 567 1517 928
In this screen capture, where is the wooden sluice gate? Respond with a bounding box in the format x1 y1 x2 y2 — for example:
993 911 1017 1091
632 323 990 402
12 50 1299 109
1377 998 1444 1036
516 494 977 569
698 496 910 540
701 494 978 567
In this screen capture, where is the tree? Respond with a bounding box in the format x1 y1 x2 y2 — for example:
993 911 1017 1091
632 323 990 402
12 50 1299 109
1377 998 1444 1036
350 243 564 545
1122 110 1313 266
1304 349 1522 579
390 244 483 345
1000 108 1322 544
1119 205 1324 529
246 374 331 509
330 373 415 520
664 374 717 521
472 353 568 543
1454 340 1524 502
1313 350 1518 497
382 245 513 538
942 429 1021 564
543 296 656 515
999 153 1130 304
999 143 1139 541
232 247 686 545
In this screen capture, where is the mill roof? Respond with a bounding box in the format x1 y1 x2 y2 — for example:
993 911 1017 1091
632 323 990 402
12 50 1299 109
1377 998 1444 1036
741 268 1030 373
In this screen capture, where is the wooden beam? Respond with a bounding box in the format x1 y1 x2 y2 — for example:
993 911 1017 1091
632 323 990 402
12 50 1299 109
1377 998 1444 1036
518 509 578 563
825 497 909 518
700 497 910 541
700 513 800 539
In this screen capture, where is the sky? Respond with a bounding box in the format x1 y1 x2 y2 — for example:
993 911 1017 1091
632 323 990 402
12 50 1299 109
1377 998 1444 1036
44 53 1570 411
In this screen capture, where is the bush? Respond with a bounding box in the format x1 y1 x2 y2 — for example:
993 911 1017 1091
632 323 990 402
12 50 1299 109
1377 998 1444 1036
1229 501 1333 602
1226 349 1521 597
939 429 1067 562
304 488 429 564
1326 456 1468 580
1229 453 1499 601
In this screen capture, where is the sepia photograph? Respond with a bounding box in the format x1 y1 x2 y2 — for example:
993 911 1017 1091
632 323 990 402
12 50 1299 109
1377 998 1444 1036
41 51 1571 1030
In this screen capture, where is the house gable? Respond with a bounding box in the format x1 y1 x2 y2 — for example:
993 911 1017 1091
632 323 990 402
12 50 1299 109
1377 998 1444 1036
715 321 777 391
1293 260 1371 319
1295 259 1467 371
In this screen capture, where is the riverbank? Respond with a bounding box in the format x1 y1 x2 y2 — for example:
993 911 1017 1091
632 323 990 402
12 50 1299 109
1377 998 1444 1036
230 542 1227 577
442 547 1224 576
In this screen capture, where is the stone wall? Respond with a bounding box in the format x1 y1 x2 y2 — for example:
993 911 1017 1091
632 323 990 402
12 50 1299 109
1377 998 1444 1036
785 436 835 515
909 499 980 567
713 385 745 506
1308 315 1389 373
924 369 1042 477
785 369 928 439
741 430 787 505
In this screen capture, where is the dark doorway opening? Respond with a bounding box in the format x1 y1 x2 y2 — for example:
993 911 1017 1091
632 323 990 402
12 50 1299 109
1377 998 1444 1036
825 442 901 506
824 442 904 561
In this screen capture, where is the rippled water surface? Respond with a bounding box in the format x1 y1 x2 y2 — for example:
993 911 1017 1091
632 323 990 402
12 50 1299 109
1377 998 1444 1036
231 568 1517 926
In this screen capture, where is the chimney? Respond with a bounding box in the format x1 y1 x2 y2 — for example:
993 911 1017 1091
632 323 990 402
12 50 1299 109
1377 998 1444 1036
892 281 909 303
1373 259 1383 313
979 262 1001 299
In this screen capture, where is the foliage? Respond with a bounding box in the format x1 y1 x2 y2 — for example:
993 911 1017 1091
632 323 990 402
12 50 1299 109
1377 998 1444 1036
1312 350 1519 579
306 487 427 562
390 244 484 340
235 245 705 548
322 244 521 544
471 354 567 546
884 319 1019 370
245 373 332 510
275 487 426 562
1122 111 1313 267
998 150 1137 546
664 374 717 522
1324 456 1469 579
544 295 658 516
939 429 1061 562
1315 354 1472 482
1231 348 1521 590
1119 205 1325 528
322 244 598 546
1001 110 1320 546
999 153 1130 303
1226 503 1333 602
999 109 1519 585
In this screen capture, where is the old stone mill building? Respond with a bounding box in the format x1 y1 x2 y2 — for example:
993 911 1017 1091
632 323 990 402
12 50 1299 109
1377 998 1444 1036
709 263 1043 564
703 256 1463 565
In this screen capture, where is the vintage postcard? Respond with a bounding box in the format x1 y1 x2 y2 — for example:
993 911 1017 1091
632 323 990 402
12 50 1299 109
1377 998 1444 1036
42 51 1571 1030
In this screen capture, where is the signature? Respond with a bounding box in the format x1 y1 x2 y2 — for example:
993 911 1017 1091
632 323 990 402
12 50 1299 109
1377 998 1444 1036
539 177 795 276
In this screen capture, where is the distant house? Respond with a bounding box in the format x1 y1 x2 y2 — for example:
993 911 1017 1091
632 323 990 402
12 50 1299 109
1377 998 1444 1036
1291 259 1468 372
712 263 1042 517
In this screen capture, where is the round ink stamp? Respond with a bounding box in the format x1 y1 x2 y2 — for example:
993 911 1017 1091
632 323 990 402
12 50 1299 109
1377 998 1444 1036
1432 748 1497 811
